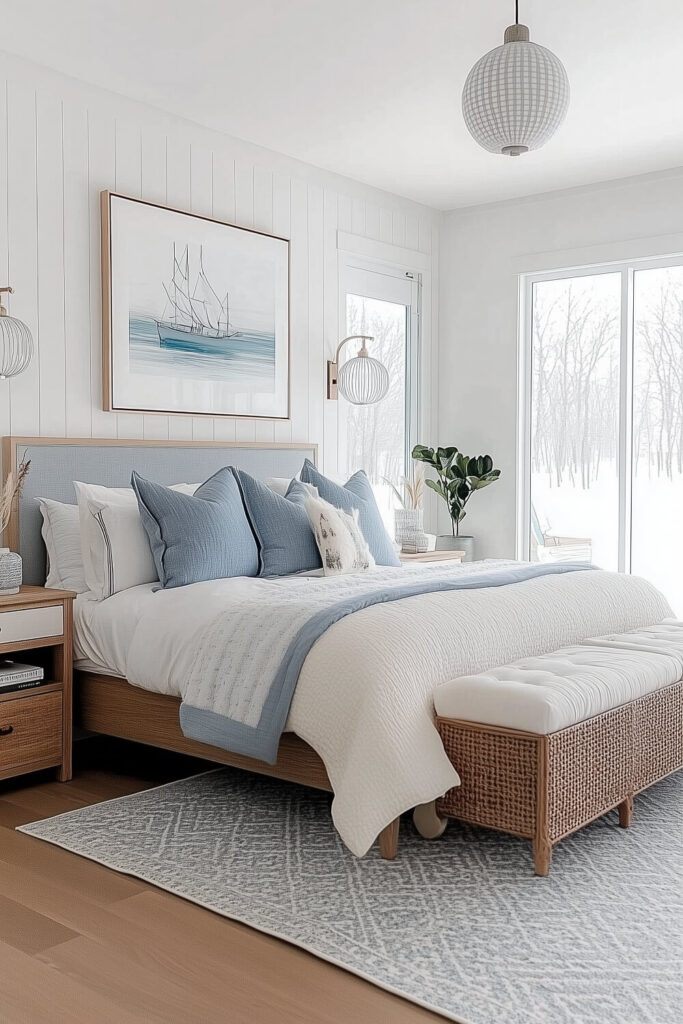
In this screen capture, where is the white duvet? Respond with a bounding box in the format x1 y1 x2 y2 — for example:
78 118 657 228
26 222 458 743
74 563 672 856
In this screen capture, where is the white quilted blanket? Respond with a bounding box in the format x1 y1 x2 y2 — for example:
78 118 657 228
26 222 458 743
119 564 671 856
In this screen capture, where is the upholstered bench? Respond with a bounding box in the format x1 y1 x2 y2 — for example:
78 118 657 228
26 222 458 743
417 622 683 875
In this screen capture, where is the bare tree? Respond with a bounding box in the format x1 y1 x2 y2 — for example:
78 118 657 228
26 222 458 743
532 280 618 487
533 269 682 489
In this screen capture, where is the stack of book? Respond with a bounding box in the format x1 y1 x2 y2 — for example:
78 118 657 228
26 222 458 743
400 533 437 554
0 660 45 694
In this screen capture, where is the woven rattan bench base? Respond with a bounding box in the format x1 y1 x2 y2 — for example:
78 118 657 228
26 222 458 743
436 680 683 875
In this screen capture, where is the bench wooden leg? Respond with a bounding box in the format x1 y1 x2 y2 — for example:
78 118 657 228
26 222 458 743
533 836 552 876
618 794 634 828
379 817 400 860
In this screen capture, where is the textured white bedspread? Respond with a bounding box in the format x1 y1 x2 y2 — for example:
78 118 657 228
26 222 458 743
74 564 672 856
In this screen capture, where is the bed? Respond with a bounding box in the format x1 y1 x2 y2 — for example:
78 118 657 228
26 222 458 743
3 436 676 863
3 436 411 857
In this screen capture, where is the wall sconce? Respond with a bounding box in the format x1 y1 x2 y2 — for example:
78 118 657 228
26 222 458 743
0 287 34 380
327 335 389 405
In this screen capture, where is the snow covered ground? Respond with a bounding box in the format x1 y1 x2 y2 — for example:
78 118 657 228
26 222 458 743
532 464 682 616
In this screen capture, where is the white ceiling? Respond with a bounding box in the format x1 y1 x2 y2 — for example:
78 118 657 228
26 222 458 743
3 0 683 209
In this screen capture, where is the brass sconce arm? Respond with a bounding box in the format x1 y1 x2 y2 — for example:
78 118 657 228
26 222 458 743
326 335 374 400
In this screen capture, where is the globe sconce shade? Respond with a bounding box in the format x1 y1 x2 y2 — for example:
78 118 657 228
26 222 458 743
462 20 569 156
0 287 34 380
326 335 390 405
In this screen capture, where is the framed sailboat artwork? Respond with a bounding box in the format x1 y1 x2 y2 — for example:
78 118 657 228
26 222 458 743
101 191 290 419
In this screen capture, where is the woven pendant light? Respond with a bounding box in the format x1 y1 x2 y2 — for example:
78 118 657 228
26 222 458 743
462 1 569 156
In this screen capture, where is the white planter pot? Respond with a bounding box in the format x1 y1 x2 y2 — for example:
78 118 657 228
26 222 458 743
436 535 475 561
0 547 22 595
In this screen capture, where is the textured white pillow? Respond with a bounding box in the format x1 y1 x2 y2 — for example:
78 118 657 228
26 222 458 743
305 494 375 576
74 481 197 600
265 476 292 497
264 473 305 496
38 498 88 593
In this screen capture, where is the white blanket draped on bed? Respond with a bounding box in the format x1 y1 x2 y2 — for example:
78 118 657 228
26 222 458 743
75 563 672 856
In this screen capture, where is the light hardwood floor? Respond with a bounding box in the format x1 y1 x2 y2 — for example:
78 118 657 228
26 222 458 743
0 738 441 1024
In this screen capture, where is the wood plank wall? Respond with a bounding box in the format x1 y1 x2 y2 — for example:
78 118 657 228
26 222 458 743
0 53 439 478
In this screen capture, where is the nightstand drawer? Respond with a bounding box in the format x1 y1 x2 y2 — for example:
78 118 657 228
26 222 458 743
0 690 63 772
0 605 63 644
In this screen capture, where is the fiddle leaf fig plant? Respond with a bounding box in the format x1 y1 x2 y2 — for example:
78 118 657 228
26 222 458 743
411 444 501 537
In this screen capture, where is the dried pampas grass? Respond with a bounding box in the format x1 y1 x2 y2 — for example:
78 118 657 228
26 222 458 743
383 463 424 510
0 456 30 538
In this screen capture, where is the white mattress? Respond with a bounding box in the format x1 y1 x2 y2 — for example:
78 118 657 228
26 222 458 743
433 621 683 733
74 585 158 678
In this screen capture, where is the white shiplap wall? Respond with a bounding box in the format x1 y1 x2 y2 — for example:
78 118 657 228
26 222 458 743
0 52 440 475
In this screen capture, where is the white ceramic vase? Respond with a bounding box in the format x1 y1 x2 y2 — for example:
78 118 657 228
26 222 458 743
0 547 22 595
394 508 424 548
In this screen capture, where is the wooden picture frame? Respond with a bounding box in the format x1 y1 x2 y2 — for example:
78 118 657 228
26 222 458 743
101 191 291 420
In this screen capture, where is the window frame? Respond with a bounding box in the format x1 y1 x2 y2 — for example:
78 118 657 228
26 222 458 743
518 251 683 570
337 252 421 480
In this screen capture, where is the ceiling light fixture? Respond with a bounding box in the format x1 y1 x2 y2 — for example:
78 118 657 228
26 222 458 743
462 0 570 156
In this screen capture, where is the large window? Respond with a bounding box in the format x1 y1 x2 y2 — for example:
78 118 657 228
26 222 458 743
522 258 683 615
338 260 419 532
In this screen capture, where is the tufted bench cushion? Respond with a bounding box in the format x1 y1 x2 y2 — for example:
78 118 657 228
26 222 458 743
426 620 683 875
433 620 683 734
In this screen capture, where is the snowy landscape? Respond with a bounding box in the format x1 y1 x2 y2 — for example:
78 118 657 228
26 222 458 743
531 268 683 614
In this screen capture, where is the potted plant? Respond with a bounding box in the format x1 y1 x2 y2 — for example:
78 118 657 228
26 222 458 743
0 455 30 594
411 445 500 560
384 466 426 550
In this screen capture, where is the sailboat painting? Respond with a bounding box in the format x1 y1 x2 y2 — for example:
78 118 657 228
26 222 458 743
157 243 239 353
103 192 290 420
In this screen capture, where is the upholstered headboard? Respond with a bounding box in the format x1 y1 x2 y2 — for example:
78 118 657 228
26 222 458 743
1 436 318 586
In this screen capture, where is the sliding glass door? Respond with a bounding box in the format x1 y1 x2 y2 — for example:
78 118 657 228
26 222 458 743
631 266 683 608
522 258 683 614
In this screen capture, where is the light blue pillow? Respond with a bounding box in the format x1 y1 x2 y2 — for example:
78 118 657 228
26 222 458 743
131 468 259 589
299 459 400 566
231 469 321 577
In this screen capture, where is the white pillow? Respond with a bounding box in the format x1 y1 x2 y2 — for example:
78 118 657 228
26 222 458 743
265 476 291 497
74 481 197 600
38 498 88 593
264 474 306 496
304 494 375 576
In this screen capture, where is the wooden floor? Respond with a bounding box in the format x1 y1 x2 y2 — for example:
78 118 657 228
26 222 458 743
0 737 442 1024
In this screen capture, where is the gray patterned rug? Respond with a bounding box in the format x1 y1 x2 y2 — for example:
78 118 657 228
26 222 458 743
19 769 682 1024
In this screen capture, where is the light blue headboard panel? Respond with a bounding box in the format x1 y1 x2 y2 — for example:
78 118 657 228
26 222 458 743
5 438 317 586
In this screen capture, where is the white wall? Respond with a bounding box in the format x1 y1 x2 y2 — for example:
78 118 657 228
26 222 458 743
438 168 683 557
0 51 439 479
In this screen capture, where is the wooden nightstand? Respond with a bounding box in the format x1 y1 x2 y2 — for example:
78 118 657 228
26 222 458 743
0 586 75 784
399 549 465 565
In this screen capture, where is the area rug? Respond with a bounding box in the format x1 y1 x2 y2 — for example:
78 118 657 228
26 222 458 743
18 769 682 1024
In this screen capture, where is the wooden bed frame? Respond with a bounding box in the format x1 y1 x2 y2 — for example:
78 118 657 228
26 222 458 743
75 671 401 858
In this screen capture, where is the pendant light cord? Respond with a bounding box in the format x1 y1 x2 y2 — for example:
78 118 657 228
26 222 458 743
515 0 519 24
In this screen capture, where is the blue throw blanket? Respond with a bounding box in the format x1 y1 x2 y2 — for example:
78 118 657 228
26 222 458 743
180 561 596 763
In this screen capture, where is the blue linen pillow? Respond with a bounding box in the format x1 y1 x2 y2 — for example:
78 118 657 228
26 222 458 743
131 468 259 589
231 469 321 577
299 459 400 566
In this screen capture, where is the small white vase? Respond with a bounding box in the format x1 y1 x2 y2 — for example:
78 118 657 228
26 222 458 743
394 508 424 547
0 547 22 595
